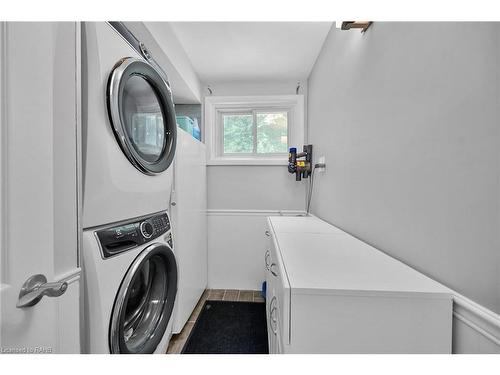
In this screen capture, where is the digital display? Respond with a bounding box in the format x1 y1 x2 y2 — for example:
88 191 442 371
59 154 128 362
115 223 138 237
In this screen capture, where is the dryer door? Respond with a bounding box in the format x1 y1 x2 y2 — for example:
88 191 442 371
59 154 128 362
109 243 177 354
107 57 177 175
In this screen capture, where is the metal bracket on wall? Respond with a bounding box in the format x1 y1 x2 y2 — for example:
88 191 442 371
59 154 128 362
340 21 372 33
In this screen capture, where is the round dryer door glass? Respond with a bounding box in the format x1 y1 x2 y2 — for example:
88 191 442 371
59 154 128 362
107 58 177 175
109 243 177 354
122 75 165 163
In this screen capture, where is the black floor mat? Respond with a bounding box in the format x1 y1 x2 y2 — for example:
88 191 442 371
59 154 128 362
181 300 269 354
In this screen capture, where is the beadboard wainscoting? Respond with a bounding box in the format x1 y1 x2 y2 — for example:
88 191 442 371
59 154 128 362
207 210 305 291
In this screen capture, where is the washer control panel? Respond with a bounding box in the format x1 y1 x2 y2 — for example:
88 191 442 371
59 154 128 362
96 212 172 258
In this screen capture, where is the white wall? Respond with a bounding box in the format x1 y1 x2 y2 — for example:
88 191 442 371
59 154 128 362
208 210 302 291
124 22 202 104
307 22 500 352
205 79 308 211
204 80 306 97
208 166 305 211
206 80 307 289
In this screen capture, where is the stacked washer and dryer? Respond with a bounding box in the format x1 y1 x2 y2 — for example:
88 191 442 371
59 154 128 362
81 22 179 354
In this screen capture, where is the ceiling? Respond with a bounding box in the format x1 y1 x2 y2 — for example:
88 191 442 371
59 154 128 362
170 22 332 83
126 22 202 103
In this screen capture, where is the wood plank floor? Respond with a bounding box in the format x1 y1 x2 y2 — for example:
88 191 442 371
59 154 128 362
166 289 265 354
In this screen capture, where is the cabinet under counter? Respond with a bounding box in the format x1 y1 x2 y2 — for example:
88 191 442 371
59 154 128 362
264 216 453 354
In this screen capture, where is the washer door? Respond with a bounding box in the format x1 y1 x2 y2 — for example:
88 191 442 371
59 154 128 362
109 243 177 354
107 57 177 175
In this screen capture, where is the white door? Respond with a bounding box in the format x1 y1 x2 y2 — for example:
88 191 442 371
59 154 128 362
0 22 81 354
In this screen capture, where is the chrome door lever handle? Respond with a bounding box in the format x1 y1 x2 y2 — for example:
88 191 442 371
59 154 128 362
17 274 68 308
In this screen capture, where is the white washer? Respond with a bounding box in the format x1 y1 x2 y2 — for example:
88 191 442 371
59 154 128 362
82 211 177 354
82 22 177 228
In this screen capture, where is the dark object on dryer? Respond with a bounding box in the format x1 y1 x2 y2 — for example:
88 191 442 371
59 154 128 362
288 144 313 181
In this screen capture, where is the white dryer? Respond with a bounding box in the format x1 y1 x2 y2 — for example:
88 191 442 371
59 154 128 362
82 211 177 354
82 22 177 228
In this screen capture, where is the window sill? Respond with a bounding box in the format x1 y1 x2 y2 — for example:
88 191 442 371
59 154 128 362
207 158 288 166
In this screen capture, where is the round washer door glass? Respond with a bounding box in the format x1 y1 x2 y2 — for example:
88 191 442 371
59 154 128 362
109 243 177 354
108 58 177 175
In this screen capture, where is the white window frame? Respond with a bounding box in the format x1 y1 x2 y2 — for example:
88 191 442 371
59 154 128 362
205 95 305 165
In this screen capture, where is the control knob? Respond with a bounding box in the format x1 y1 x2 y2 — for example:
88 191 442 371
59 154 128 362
140 221 154 239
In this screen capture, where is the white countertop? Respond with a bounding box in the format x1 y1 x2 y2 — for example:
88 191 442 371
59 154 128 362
269 216 452 298
269 215 346 234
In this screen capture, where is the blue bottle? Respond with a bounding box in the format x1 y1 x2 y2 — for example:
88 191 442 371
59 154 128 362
192 118 201 141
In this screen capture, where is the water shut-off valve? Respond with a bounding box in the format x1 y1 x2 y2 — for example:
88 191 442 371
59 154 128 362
288 145 313 181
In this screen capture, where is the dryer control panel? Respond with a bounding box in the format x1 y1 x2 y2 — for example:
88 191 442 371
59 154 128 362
96 212 171 258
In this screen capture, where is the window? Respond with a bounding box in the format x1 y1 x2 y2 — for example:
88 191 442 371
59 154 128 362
257 112 288 153
222 113 254 154
221 110 288 155
205 95 304 165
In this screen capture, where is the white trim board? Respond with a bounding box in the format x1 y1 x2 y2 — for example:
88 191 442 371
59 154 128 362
75 22 83 269
207 209 306 217
206 159 288 166
452 294 500 351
